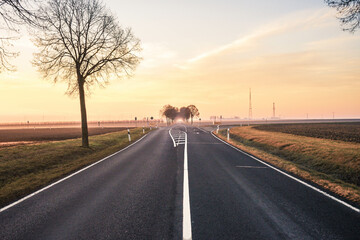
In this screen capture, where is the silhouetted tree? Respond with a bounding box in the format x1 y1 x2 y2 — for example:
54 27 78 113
187 104 199 124
325 0 360 33
32 0 141 147
160 104 178 125
169 107 178 123
179 107 191 122
160 104 171 124
160 104 200 125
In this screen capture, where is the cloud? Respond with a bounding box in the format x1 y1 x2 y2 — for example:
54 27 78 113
179 8 334 67
306 35 360 49
187 34 256 63
139 42 177 69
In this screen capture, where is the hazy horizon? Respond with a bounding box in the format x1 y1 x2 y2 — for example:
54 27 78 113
1 0 359 122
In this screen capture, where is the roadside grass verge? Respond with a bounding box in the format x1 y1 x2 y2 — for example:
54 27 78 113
215 126 360 205
0 128 151 208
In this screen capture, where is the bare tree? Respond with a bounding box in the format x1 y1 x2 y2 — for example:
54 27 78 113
32 0 141 147
187 104 199 125
325 0 360 33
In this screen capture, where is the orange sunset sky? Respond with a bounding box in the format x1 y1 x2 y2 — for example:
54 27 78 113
0 0 359 122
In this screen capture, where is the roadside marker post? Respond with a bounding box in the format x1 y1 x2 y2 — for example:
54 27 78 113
216 125 219 134
143 127 145 134
227 128 230 141
128 129 131 142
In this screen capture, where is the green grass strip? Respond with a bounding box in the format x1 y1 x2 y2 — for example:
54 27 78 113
0 128 151 208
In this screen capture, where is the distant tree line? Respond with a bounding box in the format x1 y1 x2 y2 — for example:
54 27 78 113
160 104 199 125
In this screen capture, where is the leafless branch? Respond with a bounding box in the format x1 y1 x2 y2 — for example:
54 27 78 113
325 0 360 33
0 0 43 72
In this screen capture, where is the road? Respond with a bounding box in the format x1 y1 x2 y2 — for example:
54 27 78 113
0 125 359 239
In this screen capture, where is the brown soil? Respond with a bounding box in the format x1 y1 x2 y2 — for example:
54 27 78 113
254 122 360 143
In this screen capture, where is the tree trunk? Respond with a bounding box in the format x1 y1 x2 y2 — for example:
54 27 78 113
191 116 193 125
78 80 89 147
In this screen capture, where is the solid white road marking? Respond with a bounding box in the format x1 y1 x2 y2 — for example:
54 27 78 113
236 166 268 169
182 131 192 240
0 134 149 213
168 127 192 238
211 132 360 213
169 129 176 147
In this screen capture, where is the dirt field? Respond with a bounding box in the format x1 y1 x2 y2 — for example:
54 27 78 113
254 122 360 143
0 127 129 144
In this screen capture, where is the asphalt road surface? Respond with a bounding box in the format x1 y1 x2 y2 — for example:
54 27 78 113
0 125 359 239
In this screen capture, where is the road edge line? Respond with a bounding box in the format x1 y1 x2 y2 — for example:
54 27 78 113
0 133 149 213
211 131 360 213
